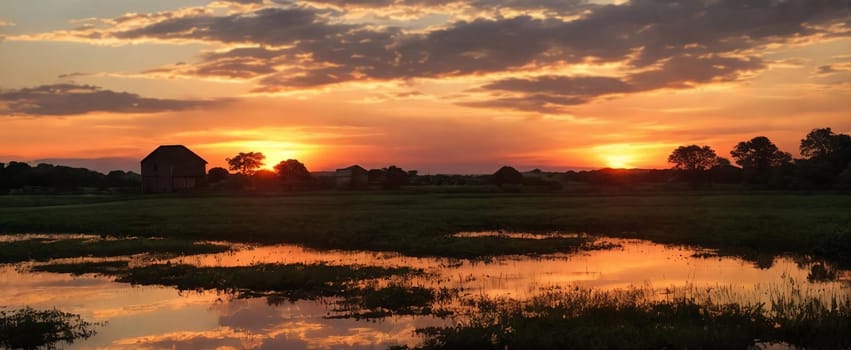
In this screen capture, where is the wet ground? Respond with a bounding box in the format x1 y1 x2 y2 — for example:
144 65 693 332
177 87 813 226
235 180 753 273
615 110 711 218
1 233 848 349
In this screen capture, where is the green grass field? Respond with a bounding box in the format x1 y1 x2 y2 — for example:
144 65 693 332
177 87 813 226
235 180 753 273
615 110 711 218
1 192 849 263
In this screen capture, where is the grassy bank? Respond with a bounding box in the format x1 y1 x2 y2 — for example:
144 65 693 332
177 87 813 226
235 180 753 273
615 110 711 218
1 192 849 263
0 238 229 264
397 284 851 350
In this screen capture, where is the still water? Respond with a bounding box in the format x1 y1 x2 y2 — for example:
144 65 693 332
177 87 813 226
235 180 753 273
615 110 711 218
1 233 848 349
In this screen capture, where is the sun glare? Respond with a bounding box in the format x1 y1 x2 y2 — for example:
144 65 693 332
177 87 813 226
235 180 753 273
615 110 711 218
603 154 634 169
591 142 676 169
262 152 302 170
199 140 314 171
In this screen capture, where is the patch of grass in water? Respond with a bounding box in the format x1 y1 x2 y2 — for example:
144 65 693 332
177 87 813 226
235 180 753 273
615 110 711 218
0 238 229 264
36 262 412 297
330 284 458 319
33 261 445 319
0 307 101 350
398 282 851 350
117 263 417 299
31 260 130 276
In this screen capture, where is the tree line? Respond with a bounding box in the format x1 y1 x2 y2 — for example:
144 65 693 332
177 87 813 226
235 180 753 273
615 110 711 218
210 127 851 192
209 152 415 190
0 162 140 193
667 127 851 189
1 126 849 194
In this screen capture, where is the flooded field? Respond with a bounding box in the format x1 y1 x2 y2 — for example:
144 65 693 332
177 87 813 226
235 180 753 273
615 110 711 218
1 233 849 349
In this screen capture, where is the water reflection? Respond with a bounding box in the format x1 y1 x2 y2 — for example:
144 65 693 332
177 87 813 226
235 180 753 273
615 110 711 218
169 237 848 300
1 235 848 349
109 299 445 350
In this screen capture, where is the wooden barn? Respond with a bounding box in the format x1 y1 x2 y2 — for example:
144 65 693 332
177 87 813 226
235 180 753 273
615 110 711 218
335 165 368 189
141 145 207 193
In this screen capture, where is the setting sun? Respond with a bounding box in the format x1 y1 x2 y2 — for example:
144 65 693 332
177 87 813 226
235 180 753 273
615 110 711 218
198 140 314 171
603 155 634 169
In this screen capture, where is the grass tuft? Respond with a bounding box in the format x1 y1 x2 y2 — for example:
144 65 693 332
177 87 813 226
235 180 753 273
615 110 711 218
0 307 101 350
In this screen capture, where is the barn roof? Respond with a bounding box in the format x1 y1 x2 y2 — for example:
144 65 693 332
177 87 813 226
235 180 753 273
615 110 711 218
141 145 207 164
336 165 367 172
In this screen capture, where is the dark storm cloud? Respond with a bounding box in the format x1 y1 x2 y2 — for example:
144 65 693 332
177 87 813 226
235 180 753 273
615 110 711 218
250 0 845 90
464 0 589 12
302 0 590 13
459 94 591 113
142 46 295 80
115 7 352 45
627 55 766 89
483 76 634 96
0 84 223 116
38 0 850 106
467 55 766 112
145 56 280 79
193 59 277 78
462 76 633 112
591 0 844 65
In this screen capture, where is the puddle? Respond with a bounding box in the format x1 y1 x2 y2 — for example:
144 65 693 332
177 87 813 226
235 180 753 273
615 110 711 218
169 237 848 300
1 234 848 349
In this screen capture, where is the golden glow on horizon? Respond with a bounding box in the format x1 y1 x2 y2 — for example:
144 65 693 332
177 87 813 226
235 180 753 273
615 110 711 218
261 150 302 170
595 145 639 169
602 154 633 169
196 140 314 171
587 142 680 169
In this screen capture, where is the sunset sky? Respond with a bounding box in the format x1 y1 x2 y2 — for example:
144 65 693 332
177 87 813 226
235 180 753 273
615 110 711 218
1 0 849 173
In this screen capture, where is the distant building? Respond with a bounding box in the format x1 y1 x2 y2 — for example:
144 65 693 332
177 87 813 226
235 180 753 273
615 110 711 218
335 165 368 189
492 166 524 190
141 145 207 193
311 171 337 189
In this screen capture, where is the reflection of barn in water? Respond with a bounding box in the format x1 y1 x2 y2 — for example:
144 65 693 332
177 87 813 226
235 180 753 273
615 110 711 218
141 145 207 193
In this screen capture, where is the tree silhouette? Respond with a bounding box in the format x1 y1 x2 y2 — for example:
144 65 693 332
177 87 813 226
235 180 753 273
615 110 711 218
668 145 717 171
273 159 312 183
801 127 851 172
731 136 792 185
668 145 718 187
796 128 851 187
226 152 265 175
731 136 792 169
207 167 229 183
800 127 851 159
